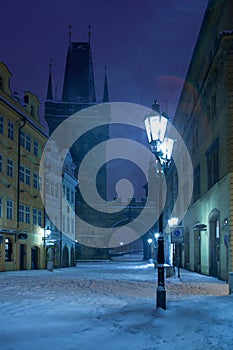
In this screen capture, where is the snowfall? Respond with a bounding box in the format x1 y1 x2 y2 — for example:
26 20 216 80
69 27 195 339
0 256 232 350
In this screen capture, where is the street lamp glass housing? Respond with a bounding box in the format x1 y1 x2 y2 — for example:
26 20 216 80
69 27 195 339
144 113 174 167
144 114 167 144
160 137 174 162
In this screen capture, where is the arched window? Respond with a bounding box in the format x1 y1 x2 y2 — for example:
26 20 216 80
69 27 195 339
5 237 13 261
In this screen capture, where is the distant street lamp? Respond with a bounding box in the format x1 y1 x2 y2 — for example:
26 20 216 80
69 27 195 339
144 102 174 310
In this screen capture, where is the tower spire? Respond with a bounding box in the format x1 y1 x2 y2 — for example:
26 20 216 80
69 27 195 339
88 25 91 43
46 59 53 100
103 62 109 103
68 25 72 45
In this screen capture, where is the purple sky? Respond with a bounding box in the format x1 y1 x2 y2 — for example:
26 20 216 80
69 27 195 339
1 0 209 117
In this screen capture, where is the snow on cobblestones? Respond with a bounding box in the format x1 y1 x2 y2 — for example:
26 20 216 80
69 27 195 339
0 261 232 350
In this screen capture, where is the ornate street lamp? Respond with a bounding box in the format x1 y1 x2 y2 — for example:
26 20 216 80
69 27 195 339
144 104 174 310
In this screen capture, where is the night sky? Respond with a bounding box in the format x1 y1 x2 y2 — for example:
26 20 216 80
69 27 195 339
1 0 209 118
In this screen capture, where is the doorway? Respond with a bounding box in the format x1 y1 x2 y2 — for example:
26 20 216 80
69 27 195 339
20 244 27 270
31 246 39 269
194 229 201 273
184 229 190 269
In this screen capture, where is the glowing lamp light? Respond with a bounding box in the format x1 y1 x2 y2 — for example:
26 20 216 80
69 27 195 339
154 233 160 239
168 217 179 228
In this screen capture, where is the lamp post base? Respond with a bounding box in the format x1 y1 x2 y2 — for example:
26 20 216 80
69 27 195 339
156 286 166 310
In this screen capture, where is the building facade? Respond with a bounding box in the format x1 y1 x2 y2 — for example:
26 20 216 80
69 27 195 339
167 0 233 282
0 62 48 271
44 146 77 268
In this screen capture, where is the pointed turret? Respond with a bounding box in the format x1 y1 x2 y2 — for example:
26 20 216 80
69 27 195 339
46 61 53 100
68 24 72 46
88 24 91 44
103 62 109 103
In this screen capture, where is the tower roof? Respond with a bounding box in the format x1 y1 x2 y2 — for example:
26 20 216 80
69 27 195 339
62 28 96 103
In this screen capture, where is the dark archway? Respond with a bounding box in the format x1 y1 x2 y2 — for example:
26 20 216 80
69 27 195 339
20 244 27 270
209 209 220 278
62 246 69 267
70 246 75 266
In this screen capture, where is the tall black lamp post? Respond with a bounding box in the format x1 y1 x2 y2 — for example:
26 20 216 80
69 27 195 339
144 103 174 310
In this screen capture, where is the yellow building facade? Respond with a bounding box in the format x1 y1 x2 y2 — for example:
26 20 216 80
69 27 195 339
0 62 48 271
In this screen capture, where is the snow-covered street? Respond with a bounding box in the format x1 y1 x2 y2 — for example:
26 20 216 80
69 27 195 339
0 260 232 350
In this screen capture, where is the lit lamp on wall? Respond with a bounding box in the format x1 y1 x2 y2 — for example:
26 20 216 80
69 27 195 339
168 217 179 275
45 226 51 239
144 106 174 310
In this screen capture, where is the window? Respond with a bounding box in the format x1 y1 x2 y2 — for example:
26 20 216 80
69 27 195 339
19 203 24 222
8 121 14 140
45 179 50 193
20 165 25 182
50 180 54 196
0 197 2 217
206 138 219 190
5 237 13 261
211 95 217 119
67 216 70 233
30 105 35 117
62 214 66 232
7 200 13 219
0 154 2 172
38 210 42 226
55 183 59 198
192 129 199 154
7 158 13 177
193 165 200 202
34 140 38 156
67 187 70 201
71 218 75 234
33 208 37 225
20 130 25 147
54 215 58 229
32 208 42 226
206 105 211 125
33 173 39 189
71 191 74 203
25 206 30 224
25 168 30 185
39 176 42 190
26 134 31 151
0 116 3 134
